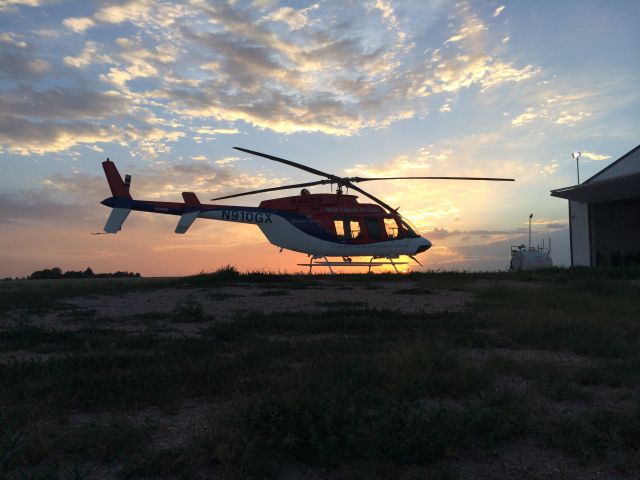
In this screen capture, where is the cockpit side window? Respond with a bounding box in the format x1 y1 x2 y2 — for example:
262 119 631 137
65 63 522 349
333 219 345 238
399 216 420 238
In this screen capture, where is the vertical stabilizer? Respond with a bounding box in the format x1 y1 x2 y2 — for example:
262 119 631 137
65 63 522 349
102 159 132 199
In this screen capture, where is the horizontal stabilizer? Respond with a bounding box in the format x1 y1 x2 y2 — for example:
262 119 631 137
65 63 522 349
104 208 131 233
175 210 199 234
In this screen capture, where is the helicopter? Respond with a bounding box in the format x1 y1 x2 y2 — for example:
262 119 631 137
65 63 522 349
100 147 514 272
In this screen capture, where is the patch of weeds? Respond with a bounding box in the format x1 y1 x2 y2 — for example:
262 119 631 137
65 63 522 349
1 432 23 471
315 300 368 309
209 362 526 476
171 294 205 322
201 309 480 346
121 446 195 478
576 359 639 388
382 339 495 398
486 356 594 402
473 281 640 360
1 426 53 470
333 285 355 290
56 308 98 323
258 282 310 290
207 292 242 301
0 277 176 314
0 339 238 413
544 408 640 474
186 265 241 285
59 420 151 462
7 464 93 480
395 288 433 295
0 325 162 355
258 290 290 297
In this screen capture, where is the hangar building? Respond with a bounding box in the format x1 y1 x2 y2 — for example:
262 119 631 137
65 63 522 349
550 144 640 267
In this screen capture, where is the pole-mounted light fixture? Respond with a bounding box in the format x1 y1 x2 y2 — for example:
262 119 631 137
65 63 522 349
572 151 581 184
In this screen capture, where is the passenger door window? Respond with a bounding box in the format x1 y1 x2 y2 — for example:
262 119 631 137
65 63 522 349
384 218 400 239
349 220 362 239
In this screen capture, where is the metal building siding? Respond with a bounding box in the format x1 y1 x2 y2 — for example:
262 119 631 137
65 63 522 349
570 200 591 266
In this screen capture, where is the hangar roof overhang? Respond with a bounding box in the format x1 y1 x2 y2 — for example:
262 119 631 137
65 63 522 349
550 172 640 203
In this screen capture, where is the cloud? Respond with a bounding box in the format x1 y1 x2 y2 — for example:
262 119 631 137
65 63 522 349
195 127 240 135
493 6 505 17
0 1 543 154
439 102 452 113
215 156 241 166
0 0 44 11
0 117 123 155
0 86 127 120
94 0 154 24
445 16 487 43
63 17 95 33
262 4 318 30
555 110 592 125
546 223 565 230
0 32 27 48
538 160 560 177
64 41 112 68
0 42 50 79
581 151 611 161
0 111 184 156
425 227 526 239
512 107 539 126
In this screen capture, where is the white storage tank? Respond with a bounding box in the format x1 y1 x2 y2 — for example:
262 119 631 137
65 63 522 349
510 245 553 271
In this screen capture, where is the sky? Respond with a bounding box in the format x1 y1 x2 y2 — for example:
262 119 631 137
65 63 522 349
1 0 639 276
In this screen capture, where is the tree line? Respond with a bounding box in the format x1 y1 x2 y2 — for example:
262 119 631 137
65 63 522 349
27 267 141 280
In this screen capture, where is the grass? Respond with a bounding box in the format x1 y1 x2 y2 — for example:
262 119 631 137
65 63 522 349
545 408 640 473
171 293 205 322
1 267 639 478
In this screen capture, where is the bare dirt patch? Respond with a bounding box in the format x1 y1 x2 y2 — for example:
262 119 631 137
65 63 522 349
60 283 473 321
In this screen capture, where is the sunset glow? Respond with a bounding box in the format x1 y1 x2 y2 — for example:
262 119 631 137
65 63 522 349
1 1 639 276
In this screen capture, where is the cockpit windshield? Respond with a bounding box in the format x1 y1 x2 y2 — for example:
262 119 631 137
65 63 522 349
399 216 420 237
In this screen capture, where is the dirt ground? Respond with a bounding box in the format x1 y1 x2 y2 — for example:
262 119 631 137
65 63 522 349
3 282 471 338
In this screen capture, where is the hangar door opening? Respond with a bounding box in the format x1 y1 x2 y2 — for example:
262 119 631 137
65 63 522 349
592 197 640 266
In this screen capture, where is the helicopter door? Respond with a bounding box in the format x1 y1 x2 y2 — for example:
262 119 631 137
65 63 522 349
365 217 381 241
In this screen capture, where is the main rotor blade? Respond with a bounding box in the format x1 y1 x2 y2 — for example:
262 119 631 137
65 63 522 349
234 147 337 180
211 180 328 201
345 182 396 213
349 176 515 182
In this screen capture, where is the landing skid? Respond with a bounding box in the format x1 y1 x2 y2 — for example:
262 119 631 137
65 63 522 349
297 256 408 274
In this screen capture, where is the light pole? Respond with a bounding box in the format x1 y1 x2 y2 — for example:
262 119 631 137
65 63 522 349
572 151 581 184
528 213 533 249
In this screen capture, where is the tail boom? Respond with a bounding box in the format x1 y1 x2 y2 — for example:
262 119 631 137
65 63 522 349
100 159 278 234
